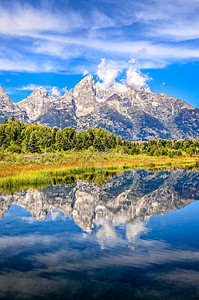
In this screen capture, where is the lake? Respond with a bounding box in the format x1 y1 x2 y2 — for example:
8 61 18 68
0 168 199 299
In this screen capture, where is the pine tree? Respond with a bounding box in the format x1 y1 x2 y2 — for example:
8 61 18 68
55 131 63 150
28 131 40 153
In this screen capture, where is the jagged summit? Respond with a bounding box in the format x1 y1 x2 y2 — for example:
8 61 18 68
82 74 95 82
31 86 49 96
0 87 13 104
0 87 8 96
0 76 199 140
19 86 50 103
73 74 96 117
74 74 95 95
145 87 152 93
18 86 55 122
0 87 27 123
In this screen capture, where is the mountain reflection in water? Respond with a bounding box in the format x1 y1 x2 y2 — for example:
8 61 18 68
0 168 199 300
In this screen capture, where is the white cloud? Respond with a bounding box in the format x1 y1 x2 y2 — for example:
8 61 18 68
95 218 118 249
11 84 68 96
62 87 68 94
50 87 61 97
17 84 38 91
129 58 136 64
95 58 119 91
83 70 89 76
126 67 150 90
113 215 127 225
95 58 150 92
132 0 199 42
29 34 199 70
50 211 61 221
0 2 116 39
0 0 199 74
126 219 148 242
90 9 115 30
0 2 85 37
113 82 128 94
0 58 39 72
50 86 68 97
31 41 82 60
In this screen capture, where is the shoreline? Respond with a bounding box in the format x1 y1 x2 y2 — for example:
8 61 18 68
0 155 198 192
0 154 197 178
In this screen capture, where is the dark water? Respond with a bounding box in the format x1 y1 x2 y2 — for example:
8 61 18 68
0 168 199 299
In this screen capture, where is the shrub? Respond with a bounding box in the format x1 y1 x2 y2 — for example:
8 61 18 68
7 144 21 154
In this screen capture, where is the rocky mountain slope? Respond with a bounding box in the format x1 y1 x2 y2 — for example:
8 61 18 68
0 169 198 232
0 88 27 124
1 75 199 140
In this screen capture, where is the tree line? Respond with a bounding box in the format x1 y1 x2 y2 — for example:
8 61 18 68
0 118 199 157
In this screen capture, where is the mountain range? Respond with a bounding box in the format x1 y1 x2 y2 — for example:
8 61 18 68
1 75 199 140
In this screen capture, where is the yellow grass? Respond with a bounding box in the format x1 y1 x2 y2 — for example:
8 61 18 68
0 154 196 179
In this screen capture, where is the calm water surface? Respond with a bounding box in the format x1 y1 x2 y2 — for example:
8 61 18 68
0 168 199 299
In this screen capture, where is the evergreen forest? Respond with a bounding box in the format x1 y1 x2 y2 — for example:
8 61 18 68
0 118 199 157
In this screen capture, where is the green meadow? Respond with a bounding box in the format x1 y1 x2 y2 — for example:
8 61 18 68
0 154 197 194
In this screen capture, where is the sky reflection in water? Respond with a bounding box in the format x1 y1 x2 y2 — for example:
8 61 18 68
0 169 199 299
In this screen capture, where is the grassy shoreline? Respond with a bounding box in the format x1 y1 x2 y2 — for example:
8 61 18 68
0 152 198 193
0 154 197 177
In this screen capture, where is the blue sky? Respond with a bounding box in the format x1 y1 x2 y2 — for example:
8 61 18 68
0 0 199 107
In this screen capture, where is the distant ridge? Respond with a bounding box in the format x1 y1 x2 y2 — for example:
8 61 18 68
1 75 199 141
